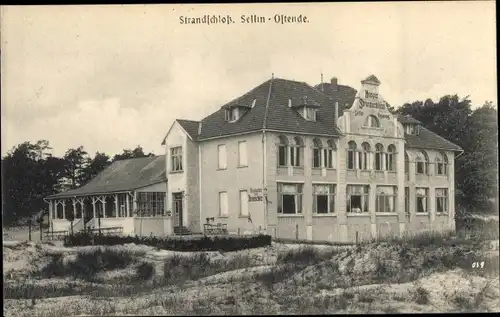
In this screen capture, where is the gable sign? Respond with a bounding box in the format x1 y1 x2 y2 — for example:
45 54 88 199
358 98 387 110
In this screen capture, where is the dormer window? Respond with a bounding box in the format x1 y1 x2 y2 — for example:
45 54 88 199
224 104 251 123
224 109 238 122
289 96 321 121
304 107 317 121
404 124 420 135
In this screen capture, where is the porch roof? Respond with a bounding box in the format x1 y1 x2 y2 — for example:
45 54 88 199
47 155 166 199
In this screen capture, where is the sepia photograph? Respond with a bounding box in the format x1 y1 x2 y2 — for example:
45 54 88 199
1 2 498 315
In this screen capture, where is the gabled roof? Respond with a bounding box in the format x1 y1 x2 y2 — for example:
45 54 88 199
405 126 463 152
176 119 200 140
177 78 347 141
47 155 166 199
361 74 381 85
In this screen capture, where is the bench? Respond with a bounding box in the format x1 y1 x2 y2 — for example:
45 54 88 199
203 223 228 235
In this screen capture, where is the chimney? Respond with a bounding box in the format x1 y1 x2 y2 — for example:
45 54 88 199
334 102 339 126
331 77 338 91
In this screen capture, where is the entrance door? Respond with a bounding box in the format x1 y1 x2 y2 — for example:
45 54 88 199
173 193 184 227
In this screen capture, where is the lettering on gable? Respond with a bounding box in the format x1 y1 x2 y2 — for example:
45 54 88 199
365 90 379 99
359 98 386 110
354 110 364 116
379 113 391 120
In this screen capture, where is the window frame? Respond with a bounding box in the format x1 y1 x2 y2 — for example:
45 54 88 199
312 184 336 214
386 145 396 171
277 136 288 167
347 141 357 170
137 192 166 217
312 138 322 168
277 183 303 215
376 186 397 213
416 187 429 213
346 185 370 213
218 191 229 217
239 190 249 217
375 143 384 171
435 188 449 214
170 146 183 172
238 141 248 167
217 144 227 170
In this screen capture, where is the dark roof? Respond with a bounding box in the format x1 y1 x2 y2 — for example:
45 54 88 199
169 76 462 152
176 119 200 140
47 155 166 199
405 126 463 152
193 78 348 140
361 74 381 85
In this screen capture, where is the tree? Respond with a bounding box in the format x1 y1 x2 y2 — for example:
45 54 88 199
81 152 111 185
62 146 89 189
112 145 154 162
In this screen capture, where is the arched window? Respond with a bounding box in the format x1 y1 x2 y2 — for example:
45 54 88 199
325 139 336 169
277 135 288 167
375 143 384 171
404 152 409 175
291 136 304 167
386 145 396 171
365 115 380 128
361 142 371 170
312 138 322 168
347 141 357 170
415 150 429 175
435 152 448 175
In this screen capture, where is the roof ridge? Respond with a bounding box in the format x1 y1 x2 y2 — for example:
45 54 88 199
177 118 200 123
219 78 273 109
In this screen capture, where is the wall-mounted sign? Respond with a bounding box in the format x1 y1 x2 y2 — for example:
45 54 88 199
359 99 386 110
354 110 364 116
249 188 264 202
365 91 379 99
379 113 391 119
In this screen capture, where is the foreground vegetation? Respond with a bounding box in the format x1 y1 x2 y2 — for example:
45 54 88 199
4 221 499 316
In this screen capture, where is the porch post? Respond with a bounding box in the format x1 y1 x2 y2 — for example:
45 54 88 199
102 196 107 218
62 200 66 219
92 197 96 219
72 198 77 219
126 193 131 217
48 200 53 231
115 194 119 218
133 191 138 217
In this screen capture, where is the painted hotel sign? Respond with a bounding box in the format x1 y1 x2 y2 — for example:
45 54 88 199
249 188 264 202
358 98 387 110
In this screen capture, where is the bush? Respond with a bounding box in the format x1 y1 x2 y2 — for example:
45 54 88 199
277 246 338 266
136 262 155 280
64 232 272 252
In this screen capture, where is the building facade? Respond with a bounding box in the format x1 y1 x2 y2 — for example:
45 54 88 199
163 74 463 242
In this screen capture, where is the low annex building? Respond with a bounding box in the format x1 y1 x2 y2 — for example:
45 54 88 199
46 155 170 236
162 74 463 242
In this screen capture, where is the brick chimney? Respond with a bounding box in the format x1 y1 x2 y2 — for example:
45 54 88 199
330 77 338 91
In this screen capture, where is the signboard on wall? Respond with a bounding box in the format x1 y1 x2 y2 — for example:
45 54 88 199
249 188 264 202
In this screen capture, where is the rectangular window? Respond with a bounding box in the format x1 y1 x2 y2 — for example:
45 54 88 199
347 150 355 170
405 187 410 215
375 153 383 171
278 145 287 166
170 146 183 172
224 109 231 121
386 153 394 171
239 190 249 216
277 183 303 214
357 151 363 169
313 148 321 168
376 186 397 213
137 192 166 217
218 144 227 169
238 141 248 167
436 188 449 213
313 184 336 214
346 185 370 213
416 161 425 174
416 188 428 213
290 147 301 167
305 108 316 121
219 191 228 217
325 148 334 168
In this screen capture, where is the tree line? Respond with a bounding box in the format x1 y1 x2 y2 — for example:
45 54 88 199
2 143 154 225
2 94 498 226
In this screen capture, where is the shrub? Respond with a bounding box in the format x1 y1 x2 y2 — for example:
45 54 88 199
412 284 430 305
277 246 338 266
64 232 272 252
136 262 156 281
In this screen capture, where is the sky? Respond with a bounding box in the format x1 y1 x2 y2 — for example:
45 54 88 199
1 2 497 157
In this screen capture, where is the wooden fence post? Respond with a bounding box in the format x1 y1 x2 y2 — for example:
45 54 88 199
39 220 43 242
356 231 359 245
295 224 299 241
28 219 32 242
